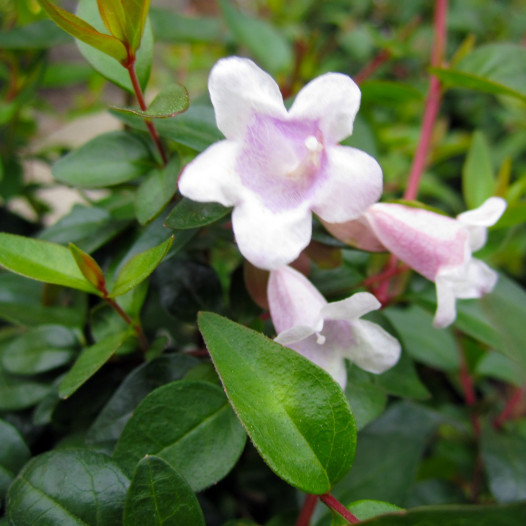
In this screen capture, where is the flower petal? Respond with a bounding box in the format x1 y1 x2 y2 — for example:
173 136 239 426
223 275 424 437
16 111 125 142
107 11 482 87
434 276 457 328
289 73 361 144
338 319 401 374
178 140 243 207
321 217 386 252
447 258 498 299
321 292 381 321
268 266 325 333
312 146 383 223
275 325 317 346
233 198 312 270
209 57 287 140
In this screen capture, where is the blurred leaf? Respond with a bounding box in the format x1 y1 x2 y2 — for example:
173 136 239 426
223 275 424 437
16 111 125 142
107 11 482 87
113 380 247 491
0 233 98 294
0 367 51 411
323 500 402 525
87 354 198 448
37 0 127 62
495 201 526 229
219 0 292 74
199 312 356 495
76 0 153 93
53 131 153 188
0 419 31 501
135 158 180 225
110 236 173 297
0 20 71 49
113 84 189 119
476 351 525 387
59 331 132 399
123 455 205 526
481 423 526 503
6 449 129 526
462 131 495 209
431 44 526 103
2 325 77 375
165 197 231 230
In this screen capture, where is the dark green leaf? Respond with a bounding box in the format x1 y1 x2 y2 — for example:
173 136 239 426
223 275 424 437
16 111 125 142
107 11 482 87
165 197 231 230
6 449 129 526
0 20 71 49
198 312 356 495
123 455 205 526
476 351 524 387
53 131 153 188
113 380 246 491
0 368 51 411
0 419 31 500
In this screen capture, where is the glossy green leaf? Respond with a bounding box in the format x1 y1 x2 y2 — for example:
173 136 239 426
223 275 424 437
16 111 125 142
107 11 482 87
6 449 129 526
0 20 71 49
53 131 153 188
37 0 127 62
431 44 526 103
113 83 189 119
219 0 292 74
135 158 180 225
59 331 131 399
198 312 356 495
165 197 231 230
113 380 246 491
87 354 198 448
2 325 77 375
123 455 205 526
462 131 495 209
110 236 173 297
0 233 98 294
0 419 31 500
76 0 153 93
481 423 526 503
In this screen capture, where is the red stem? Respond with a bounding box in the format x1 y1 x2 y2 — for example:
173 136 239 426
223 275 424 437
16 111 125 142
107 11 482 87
373 254 399 306
295 494 318 526
319 494 360 524
125 59 168 166
493 387 525 429
403 0 448 200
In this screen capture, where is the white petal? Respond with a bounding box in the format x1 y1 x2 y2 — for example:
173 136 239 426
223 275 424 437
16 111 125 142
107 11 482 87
275 325 318 346
339 319 401 374
321 292 381 321
321 217 386 252
450 259 498 299
178 140 243 207
312 146 383 223
433 276 458 328
289 73 361 144
232 197 312 270
268 266 325 334
209 57 287 140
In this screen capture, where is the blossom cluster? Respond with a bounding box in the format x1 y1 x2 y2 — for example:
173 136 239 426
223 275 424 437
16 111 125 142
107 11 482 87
179 56 505 387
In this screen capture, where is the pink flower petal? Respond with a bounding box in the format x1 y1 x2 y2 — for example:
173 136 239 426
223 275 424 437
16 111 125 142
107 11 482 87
289 73 361 144
321 217 386 252
321 292 381 321
209 57 287 140
312 146 383 223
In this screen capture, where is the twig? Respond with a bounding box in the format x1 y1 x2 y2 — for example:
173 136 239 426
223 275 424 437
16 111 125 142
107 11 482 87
493 387 525 429
319 493 360 524
295 494 318 526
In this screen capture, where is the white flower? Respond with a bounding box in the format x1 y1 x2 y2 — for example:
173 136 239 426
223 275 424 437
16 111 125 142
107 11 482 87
178 56 383 270
267 266 401 389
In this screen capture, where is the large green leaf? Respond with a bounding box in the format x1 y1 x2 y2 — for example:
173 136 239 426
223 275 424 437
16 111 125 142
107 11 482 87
123 456 205 526
53 131 153 188
6 449 129 526
0 233 98 294
113 380 246 491
165 197 231 230
0 419 30 500
198 312 356 495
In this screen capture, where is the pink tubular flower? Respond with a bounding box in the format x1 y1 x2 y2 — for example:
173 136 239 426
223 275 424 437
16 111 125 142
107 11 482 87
325 197 507 328
267 266 401 389
178 56 383 270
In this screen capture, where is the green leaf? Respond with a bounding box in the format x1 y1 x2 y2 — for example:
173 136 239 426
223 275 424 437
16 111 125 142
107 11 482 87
121 0 151 53
37 0 127 62
69 243 106 292
431 43 526 103
0 233 99 294
462 131 495 209
218 0 292 74
476 351 525 387
0 419 30 501
97 0 127 42
481 423 526 503
113 83 189 119
87 354 198 448
6 449 129 526
76 0 153 93
59 331 131 399
2 325 77 375
0 20 71 49
110 236 173 297
113 380 246 491
325 500 402 526
53 131 153 188
135 158 180 225
123 455 205 526
198 312 356 495
165 197 231 230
